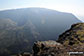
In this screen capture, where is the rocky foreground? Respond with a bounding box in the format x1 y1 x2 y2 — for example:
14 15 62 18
16 23 84 56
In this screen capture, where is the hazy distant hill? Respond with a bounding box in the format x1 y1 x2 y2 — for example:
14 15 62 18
0 8 81 56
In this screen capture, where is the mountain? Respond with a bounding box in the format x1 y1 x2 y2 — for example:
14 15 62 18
0 8 81 56
17 23 84 56
0 8 81 40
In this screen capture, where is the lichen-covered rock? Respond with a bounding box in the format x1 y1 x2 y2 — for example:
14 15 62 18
32 40 84 56
33 40 69 56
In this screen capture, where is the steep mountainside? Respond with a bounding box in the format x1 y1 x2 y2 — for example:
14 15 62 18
0 8 81 56
16 23 84 56
0 19 36 56
57 23 84 46
0 8 81 40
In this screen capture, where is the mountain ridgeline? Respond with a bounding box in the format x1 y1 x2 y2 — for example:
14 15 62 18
0 8 81 56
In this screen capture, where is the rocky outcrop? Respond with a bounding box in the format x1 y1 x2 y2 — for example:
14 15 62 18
16 23 84 56
57 23 84 46
32 40 68 56
32 40 84 56
16 41 84 56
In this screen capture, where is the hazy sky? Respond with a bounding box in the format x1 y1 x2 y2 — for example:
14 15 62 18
0 0 84 21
